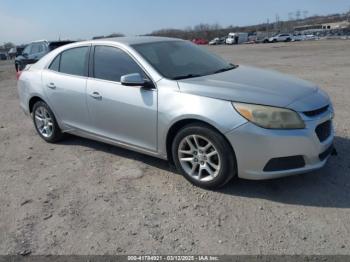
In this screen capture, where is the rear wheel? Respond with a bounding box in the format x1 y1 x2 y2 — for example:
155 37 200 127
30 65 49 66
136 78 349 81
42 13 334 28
32 101 63 143
172 123 236 189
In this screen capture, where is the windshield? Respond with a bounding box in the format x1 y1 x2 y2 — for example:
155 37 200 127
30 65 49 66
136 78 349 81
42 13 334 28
22 45 31 55
132 41 235 80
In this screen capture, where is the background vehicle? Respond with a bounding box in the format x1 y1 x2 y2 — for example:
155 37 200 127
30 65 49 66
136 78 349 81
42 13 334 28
15 40 74 72
209 38 219 45
8 48 17 59
209 37 226 45
293 34 306 41
0 53 8 60
226 32 248 45
192 38 208 45
305 34 318 40
269 33 293 42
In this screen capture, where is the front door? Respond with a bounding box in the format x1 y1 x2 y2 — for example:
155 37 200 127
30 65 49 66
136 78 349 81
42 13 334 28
86 45 157 151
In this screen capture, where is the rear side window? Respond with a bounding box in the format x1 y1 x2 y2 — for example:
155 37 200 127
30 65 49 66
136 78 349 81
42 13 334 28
93 46 144 82
60 47 89 77
49 55 60 71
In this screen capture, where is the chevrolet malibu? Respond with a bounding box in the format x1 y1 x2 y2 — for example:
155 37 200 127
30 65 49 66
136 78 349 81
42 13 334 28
17 37 334 188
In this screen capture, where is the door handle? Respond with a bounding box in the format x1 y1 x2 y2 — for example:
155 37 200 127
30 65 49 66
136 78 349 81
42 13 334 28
47 82 56 89
90 92 102 100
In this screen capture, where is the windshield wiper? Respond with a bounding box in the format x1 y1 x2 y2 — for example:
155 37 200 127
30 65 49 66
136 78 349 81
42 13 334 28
172 74 203 80
213 64 238 74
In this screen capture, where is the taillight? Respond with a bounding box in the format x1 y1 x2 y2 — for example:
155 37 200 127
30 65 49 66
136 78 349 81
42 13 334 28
16 70 22 80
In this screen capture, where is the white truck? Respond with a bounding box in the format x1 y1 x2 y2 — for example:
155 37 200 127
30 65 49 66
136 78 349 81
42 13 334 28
225 32 248 45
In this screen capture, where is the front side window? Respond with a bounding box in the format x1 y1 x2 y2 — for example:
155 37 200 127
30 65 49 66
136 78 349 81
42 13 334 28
93 46 144 82
59 47 89 77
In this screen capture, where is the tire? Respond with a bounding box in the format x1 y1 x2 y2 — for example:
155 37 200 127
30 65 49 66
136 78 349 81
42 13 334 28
172 123 236 189
32 101 63 143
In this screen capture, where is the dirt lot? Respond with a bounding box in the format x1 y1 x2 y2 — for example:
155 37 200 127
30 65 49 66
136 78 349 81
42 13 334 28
0 40 350 255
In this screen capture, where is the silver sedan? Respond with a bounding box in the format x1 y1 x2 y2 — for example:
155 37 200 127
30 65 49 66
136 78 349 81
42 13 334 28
17 37 334 188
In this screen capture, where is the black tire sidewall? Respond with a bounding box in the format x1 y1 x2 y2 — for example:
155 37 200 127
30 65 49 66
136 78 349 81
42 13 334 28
32 101 62 143
172 124 236 189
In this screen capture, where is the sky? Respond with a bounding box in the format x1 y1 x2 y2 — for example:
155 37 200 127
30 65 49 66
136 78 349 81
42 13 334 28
0 0 349 44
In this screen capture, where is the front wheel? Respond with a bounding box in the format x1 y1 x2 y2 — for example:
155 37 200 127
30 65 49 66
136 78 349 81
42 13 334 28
172 123 236 189
32 101 63 143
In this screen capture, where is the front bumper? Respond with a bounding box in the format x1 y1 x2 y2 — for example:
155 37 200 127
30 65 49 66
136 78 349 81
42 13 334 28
225 109 334 180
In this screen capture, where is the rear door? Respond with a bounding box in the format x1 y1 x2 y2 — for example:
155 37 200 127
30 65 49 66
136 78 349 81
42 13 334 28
42 46 91 131
86 45 157 151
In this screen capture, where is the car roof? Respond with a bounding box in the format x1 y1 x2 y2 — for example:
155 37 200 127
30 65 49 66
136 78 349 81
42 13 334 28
93 36 182 46
29 40 48 44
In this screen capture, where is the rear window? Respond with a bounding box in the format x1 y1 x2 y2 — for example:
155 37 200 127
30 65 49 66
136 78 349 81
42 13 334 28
59 47 89 77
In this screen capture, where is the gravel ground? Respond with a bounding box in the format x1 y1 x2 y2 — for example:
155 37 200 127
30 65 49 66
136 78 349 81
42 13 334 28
0 40 349 255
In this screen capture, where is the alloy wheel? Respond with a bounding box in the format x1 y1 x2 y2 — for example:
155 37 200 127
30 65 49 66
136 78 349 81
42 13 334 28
34 106 54 138
177 135 221 182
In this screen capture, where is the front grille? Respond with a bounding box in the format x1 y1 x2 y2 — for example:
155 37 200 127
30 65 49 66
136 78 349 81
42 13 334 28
263 155 305 172
319 144 333 161
303 105 329 117
315 120 332 142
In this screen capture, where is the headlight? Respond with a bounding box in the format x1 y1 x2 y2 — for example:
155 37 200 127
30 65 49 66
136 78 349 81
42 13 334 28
232 102 305 129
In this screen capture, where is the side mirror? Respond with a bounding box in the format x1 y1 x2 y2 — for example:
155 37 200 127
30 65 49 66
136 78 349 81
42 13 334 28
121 73 154 89
22 53 28 58
121 73 145 86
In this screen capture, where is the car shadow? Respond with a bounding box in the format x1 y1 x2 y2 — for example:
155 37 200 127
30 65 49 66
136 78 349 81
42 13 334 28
58 134 172 172
59 135 350 208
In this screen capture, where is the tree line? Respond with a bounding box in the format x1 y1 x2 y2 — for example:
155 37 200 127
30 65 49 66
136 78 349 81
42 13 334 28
148 11 350 40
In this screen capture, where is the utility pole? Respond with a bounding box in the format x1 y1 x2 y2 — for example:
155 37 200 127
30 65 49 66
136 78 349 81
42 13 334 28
288 12 294 21
275 14 280 32
266 18 270 37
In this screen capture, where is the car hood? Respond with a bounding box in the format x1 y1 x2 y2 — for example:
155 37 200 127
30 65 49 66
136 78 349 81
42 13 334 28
177 65 322 110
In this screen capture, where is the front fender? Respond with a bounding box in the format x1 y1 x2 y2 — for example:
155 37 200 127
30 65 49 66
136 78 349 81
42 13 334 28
157 89 247 157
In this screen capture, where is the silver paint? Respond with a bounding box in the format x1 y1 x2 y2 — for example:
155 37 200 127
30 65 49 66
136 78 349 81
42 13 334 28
17 37 334 180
